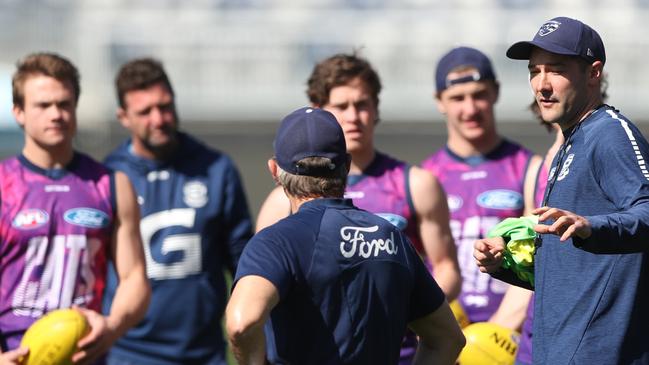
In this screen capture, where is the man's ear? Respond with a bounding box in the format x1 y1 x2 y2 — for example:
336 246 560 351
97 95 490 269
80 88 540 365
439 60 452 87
435 92 447 115
589 61 604 85
268 158 280 184
117 108 131 129
492 81 500 103
12 104 25 129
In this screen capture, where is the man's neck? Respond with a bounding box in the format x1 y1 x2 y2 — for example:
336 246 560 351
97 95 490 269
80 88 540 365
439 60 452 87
559 97 604 132
289 196 314 214
447 135 502 158
349 148 376 174
22 142 74 169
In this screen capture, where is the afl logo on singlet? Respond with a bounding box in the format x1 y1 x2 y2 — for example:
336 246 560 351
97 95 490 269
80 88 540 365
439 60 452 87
64 208 110 228
13 209 49 229
477 190 523 210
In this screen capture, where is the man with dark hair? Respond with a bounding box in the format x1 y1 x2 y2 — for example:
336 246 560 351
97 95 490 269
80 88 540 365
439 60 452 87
475 17 649 364
226 106 465 365
0 52 150 364
256 53 461 364
102 57 253 365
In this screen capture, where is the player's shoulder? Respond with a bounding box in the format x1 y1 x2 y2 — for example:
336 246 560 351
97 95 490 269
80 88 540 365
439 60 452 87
73 151 114 176
408 165 441 191
420 147 447 168
588 105 636 133
81 151 109 165
499 138 535 157
0 155 20 184
254 212 318 251
365 151 408 177
0 155 19 169
179 132 238 169
103 139 133 170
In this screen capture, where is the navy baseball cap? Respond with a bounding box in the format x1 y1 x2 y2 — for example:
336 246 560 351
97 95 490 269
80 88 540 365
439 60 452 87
435 46 497 93
274 107 348 176
506 17 606 65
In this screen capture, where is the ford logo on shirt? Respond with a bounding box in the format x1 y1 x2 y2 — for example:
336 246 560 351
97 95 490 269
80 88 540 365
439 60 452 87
476 190 523 210
375 213 408 231
64 208 110 228
13 209 49 229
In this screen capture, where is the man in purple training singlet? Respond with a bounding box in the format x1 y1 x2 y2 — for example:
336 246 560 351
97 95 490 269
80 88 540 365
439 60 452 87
422 47 540 328
256 53 461 364
0 53 150 364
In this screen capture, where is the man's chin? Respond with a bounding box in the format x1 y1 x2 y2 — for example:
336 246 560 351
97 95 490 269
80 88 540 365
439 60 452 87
145 136 178 156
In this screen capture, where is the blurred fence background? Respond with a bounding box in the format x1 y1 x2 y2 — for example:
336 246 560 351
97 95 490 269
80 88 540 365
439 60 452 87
1 0 648 216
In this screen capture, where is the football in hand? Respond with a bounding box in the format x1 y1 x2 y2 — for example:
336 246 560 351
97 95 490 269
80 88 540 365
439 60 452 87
20 308 90 365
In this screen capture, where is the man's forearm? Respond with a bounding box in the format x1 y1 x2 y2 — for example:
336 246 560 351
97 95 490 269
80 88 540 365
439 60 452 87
108 272 150 337
433 261 461 301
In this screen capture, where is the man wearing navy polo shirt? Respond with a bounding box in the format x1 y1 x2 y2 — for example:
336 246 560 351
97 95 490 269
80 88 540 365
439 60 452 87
475 16 649 364
226 107 465 365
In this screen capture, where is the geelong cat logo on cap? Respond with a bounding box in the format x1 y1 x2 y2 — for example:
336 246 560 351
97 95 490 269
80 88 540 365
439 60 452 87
538 20 561 36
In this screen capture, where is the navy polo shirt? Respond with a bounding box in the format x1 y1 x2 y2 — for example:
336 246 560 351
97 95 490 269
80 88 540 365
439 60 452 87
234 198 444 365
533 106 649 364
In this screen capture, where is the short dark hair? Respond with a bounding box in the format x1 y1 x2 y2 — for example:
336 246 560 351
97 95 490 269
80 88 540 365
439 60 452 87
115 57 174 108
13 52 80 108
306 53 382 108
278 157 348 199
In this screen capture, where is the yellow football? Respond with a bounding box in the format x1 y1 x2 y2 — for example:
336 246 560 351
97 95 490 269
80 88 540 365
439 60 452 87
457 322 520 365
20 309 89 365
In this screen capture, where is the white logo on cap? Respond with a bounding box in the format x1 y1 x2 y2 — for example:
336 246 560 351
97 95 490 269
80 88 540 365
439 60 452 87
587 48 594 57
539 20 561 36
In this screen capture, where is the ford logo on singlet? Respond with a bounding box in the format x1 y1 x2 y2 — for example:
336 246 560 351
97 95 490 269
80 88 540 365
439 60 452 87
375 213 408 231
476 190 523 210
12 209 49 229
64 208 110 228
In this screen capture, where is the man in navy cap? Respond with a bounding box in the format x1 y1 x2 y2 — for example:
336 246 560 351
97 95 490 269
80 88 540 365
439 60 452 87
475 16 649 364
225 107 465 365
254 54 462 364
421 46 541 330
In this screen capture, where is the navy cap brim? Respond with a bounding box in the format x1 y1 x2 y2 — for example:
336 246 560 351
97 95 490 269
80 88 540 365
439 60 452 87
506 40 580 60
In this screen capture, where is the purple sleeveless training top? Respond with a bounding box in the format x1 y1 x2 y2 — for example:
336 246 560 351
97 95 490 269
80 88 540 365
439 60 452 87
344 152 422 253
422 141 533 323
0 154 114 350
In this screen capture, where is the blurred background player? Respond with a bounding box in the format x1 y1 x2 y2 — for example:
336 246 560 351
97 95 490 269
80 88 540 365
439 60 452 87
226 106 465 365
256 53 461 364
421 46 541 329
101 58 253 365
0 52 150 364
